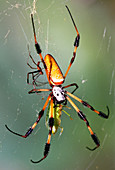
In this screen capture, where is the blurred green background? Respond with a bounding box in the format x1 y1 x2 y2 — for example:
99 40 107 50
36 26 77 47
0 0 114 170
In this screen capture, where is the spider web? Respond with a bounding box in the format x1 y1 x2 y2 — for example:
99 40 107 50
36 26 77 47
0 0 114 170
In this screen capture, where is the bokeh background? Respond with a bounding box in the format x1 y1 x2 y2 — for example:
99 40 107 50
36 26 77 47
0 0 114 170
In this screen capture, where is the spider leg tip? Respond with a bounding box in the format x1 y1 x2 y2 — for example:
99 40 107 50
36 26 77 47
30 159 35 163
106 105 110 117
30 157 44 164
5 124 9 130
30 159 39 164
86 145 99 151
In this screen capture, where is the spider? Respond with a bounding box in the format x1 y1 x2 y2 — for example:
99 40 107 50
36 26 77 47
5 6 109 163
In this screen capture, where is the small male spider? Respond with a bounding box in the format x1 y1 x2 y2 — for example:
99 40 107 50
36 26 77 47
5 6 109 163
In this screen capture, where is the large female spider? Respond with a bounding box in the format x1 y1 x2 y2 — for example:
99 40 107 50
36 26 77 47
5 6 109 163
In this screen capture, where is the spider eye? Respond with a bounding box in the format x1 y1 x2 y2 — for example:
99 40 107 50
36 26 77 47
61 91 64 95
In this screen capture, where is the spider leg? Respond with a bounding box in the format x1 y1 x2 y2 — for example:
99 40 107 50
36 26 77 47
31 14 47 72
27 70 42 84
28 88 51 94
31 97 54 163
5 93 52 138
63 83 79 94
27 45 43 85
31 72 40 86
64 6 80 79
66 96 100 151
31 72 46 87
27 63 36 69
27 44 37 66
66 91 110 119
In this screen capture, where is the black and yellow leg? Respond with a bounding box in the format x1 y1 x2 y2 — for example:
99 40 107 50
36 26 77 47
64 6 80 79
31 14 47 72
5 94 51 138
66 91 109 119
66 96 100 151
28 88 51 94
31 98 54 163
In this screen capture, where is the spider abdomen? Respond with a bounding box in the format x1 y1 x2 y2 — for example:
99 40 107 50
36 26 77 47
44 54 64 86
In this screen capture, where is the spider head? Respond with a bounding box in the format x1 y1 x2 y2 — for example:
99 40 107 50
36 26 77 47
52 86 66 103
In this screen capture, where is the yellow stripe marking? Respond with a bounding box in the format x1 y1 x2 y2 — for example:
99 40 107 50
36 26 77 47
66 96 79 113
67 91 82 103
88 126 94 135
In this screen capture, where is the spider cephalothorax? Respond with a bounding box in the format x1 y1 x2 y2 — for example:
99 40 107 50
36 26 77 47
52 85 66 103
